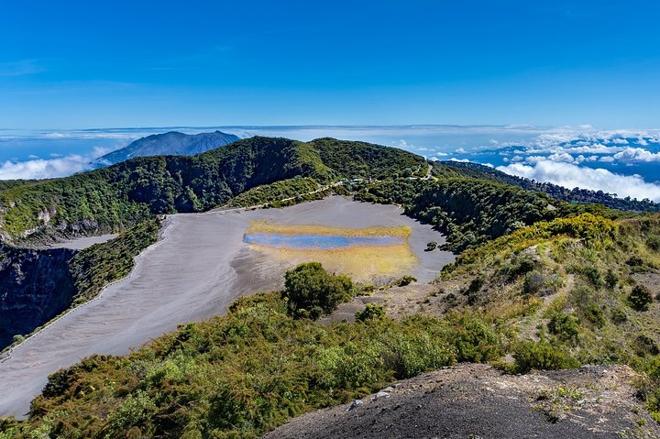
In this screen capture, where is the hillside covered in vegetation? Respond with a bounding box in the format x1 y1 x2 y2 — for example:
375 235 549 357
440 161 659 212
0 136 658 437
0 136 430 242
1 212 657 438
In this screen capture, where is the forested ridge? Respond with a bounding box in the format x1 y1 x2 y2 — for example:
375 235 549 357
440 161 659 212
0 137 333 241
0 136 653 244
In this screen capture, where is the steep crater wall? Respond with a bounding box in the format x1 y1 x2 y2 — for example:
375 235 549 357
0 219 159 350
0 245 76 348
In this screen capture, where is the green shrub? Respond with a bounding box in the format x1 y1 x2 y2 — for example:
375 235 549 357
463 276 484 305
450 315 503 362
425 241 438 252
572 286 606 327
382 330 454 379
583 303 606 327
41 369 77 399
647 388 660 424
647 235 660 252
355 304 385 321
522 271 559 296
547 312 580 344
283 263 353 319
634 335 659 357
605 269 618 289
636 356 660 424
610 307 628 324
580 266 604 288
105 391 157 437
317 343 384 388
629 285 653 312
501 254 538 281
206 383 250 431
512 341 579 374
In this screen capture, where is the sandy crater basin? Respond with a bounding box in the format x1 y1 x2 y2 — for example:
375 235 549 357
0 196 453 418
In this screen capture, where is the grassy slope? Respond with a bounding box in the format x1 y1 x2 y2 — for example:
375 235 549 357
440 213 659 368
225 177 323 208
311 138 426 179
439 213 659 419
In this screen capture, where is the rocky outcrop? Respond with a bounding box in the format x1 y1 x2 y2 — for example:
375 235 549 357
0 245 76 348
265 364 659 439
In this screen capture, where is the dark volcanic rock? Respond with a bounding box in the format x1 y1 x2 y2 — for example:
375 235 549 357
265 364 659 439
0 245 76 348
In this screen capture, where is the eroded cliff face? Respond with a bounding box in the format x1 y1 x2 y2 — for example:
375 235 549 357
0 245 76 348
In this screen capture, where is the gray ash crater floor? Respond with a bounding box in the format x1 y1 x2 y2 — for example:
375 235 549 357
0 197 452 418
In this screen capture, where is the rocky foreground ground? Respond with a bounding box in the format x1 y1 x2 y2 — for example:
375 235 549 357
265 363 659 439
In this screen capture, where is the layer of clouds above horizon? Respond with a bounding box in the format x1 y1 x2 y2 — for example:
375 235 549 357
0 125 658 202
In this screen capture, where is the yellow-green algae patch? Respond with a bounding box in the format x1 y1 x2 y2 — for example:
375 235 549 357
247 221 411 238
244 222 417 281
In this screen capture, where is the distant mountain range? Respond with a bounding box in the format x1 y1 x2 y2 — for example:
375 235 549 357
92 130 240 166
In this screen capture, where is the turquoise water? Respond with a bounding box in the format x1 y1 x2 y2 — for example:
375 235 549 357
243 233 403 249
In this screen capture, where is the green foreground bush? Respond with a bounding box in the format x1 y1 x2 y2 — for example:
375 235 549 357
283 262 353 319
512 340 579 374
355 304 386 321
629 285 653 312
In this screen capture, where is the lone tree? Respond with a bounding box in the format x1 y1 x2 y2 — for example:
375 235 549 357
425 241 438 252
283 262 353 319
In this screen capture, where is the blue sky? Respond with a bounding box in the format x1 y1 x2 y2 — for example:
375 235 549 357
2 0 660 128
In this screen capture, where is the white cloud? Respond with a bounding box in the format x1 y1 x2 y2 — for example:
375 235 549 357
0 156 91 180
518 129 660 158
524 155 546 163
497 160 660 202
0 147 111 180
547 152 575 163
612 147 660 163
563 144 622 154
